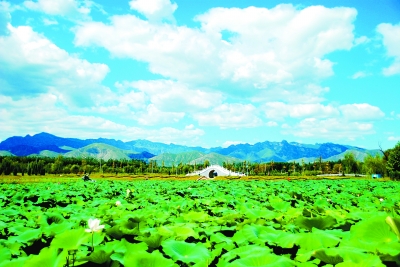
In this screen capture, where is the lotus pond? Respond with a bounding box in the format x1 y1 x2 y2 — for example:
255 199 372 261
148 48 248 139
0 179 399 267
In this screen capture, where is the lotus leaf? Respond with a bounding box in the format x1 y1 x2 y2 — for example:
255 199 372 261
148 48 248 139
0 246 11 261
171 225 199 240
312 248 344 264
241 224 280 245
124 250 178 267
349 215 398 252
136 232 165 249
295 228 341 251
295 215 337 230
81 249 112 264
22 247 62 267
162 240 211 264
0 257 26 267
225 253 294 267
50 229 89 250
219 244 272 263
385 216 400 240
9 228 42 246
183 211 209 222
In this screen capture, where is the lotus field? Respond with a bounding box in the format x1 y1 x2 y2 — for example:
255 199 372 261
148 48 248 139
0 179 400 267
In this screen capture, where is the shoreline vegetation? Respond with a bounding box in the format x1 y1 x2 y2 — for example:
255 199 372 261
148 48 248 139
0 173 392 184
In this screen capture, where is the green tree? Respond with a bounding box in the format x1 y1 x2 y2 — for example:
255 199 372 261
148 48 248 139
203 160 210 168
363 154 385 176
70 164 79 174
387 142 400 180
343 152 358 174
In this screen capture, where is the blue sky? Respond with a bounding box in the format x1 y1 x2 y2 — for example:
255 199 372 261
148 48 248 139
0 0 399 150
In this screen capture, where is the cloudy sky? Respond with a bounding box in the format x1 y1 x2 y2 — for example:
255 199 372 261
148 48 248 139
0 0 399 149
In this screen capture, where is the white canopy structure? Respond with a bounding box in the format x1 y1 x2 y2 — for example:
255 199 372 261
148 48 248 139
186 165 245 178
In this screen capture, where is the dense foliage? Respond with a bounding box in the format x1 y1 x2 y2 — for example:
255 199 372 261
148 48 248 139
0 179 399 266
1 142 400 179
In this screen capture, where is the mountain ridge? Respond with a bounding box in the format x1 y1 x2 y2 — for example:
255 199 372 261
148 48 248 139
0 132 380 164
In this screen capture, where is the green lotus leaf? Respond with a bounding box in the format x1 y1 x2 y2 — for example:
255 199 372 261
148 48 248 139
8 225 33 236
162 240 211 264
22 247 62 267
295 228 341 251
241 207 277 221
119 220 140 235
1 240 23 257
0 257 26 267
91 232 106 247
226 253 295 267
0 209 19 222
136 232 165 249
82 249 112 264
312 248 343 265
231 228 250 246
182 211 209 222
0 221 7 231
220 245 272 263
335 254 386 267
0 246 11 261
385 216 400 240
213 241 236 259
269 198 291 212
322 247 385 266
240 224 280 245
106 225 125 239
275 232 300 248
41 221 75 238
9 228 42 245
295 215 337 230
171 225 199 241
294 261 319 267
157 226 175 238
210 232 234 245
349 215 398 252
50 229 89 250
123 250 177 267
114 239 148 254
44 212 65 225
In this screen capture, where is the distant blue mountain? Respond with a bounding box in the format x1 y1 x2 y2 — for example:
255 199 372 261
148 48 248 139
0 132 378 162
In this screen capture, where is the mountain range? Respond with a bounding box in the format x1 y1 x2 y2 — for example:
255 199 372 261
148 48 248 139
0 132 380 166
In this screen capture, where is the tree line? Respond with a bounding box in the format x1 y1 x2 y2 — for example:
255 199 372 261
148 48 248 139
0 142 399 179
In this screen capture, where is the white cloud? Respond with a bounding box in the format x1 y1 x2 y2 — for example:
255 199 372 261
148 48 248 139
0 1 11 35
0 94 204 145
194 103 262 128
255 84 330 104
74 4 357 88
388 136 400 141
23 0 91 19
264 102 339 120
136 104 185 125
283 118 374 140
266 121 278 127
74 15 220 84
351 71 368 79
263 102 384 122
129 0 177 22
127 80 224 112
43 18 58 25
0 25 109 106
377 23 400 76
354 36 369 46
339 103 385 121
197 4 355 85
